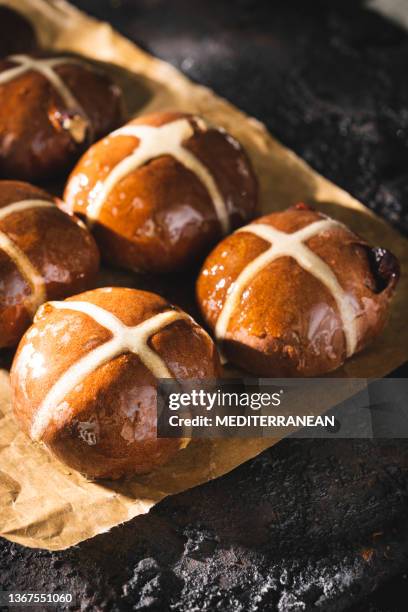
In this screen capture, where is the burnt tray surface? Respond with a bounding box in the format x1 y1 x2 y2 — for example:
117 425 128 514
1 1 408 611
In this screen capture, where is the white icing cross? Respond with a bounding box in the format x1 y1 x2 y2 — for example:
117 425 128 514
0 200 55 315
85 118 230 234
0 55 89 125
30 300 188 441
215 218 358 357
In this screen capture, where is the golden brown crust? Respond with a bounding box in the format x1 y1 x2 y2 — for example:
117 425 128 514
11 287 221 479
0 180 100 348
0 53 124 181
196 205 399 376
64 111 258 273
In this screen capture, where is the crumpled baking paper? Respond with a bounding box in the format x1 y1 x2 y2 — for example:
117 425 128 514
0 0 407 550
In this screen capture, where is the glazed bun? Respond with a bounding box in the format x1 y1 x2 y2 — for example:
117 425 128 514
11 287 221 479
0 53 124 181
0 7 37 56
0 180 99 348
64 111 258 273
197 204 400 377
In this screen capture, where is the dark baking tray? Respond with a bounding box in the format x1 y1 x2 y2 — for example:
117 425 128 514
1 1 408 610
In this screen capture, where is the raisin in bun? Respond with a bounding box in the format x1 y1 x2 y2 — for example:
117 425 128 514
0 7 37 56
64 111 258 273
197 204 400 377
0 53 124 181
0 180 99 348
11 287 221 479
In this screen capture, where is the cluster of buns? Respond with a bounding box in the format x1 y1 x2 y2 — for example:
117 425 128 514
1 8 400 479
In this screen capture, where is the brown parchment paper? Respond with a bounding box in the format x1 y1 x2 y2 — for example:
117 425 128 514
0 0 407 551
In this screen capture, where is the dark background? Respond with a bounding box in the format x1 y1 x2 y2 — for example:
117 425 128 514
74 0 408 235
2 1 408 610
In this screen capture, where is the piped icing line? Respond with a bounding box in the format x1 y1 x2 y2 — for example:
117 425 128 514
0 199 55 315
0 233 45 316
0 199 55 221
0 55 90 125
85 118 230 234
30 300 187 441
214 219 358 357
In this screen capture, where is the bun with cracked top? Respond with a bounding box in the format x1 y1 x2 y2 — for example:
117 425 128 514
196 204 400 377
11 287 221 479
0 180 99 348
0 52 124 181
64 111 258 273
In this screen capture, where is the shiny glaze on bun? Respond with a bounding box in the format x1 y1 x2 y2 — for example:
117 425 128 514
0 53 124 180
11 287 221 479
197 204 399 376
64 111 258 273
0 180 99 348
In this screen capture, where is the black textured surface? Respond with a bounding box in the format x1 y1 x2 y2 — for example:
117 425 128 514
2 439 408 611
72 0 408 235
1 1 408 611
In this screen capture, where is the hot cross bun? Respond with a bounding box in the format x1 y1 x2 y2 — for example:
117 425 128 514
64 111 258 273
0 180 99 348
11 287 221 479
0 53 124 180
196 204 400 376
